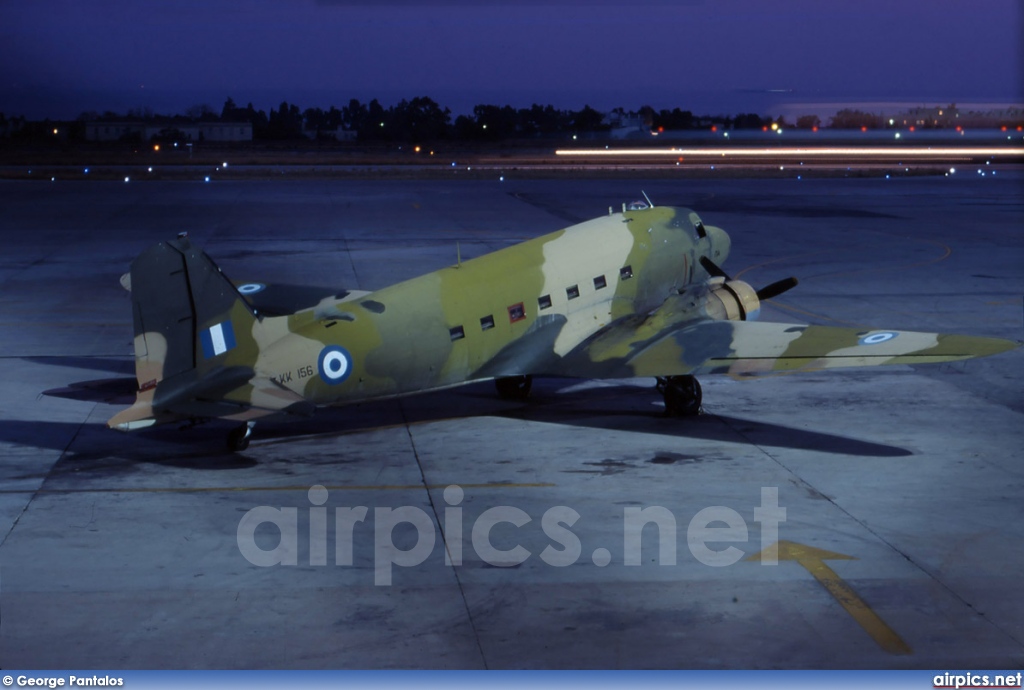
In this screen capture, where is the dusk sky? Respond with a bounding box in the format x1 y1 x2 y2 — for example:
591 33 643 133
1 0 1021 119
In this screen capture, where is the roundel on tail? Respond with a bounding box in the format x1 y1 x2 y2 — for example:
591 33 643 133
318 346 353 384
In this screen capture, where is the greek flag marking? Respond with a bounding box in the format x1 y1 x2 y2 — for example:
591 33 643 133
201 321 236 358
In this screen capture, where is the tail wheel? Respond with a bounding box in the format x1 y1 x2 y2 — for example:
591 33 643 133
227 421 255 452
663 375 702 417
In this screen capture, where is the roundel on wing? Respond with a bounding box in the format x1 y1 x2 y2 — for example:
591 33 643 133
237 282 266 294
859 331 898 345
318 345 353 384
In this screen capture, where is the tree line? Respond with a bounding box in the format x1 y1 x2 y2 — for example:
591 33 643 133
7 98 1017 144
74 97 792 142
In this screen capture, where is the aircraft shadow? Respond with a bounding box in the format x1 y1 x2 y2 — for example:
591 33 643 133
24 356 134 376
19 378 912 469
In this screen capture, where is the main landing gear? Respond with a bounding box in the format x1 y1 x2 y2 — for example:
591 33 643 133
227 421 256 452
656 375 703 417
495 375 533 400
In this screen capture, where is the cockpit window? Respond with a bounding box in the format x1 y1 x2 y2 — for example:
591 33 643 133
694 221 707 239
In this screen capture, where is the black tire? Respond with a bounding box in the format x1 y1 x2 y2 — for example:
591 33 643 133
495 375 533 400
663 375 702 417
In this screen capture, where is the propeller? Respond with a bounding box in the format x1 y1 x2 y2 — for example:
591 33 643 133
699 256 799 301
756 276 799 301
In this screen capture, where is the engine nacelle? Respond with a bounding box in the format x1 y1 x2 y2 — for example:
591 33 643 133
705 278 760 321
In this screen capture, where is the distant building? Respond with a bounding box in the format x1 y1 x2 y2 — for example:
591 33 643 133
302 126 357 141
603 112 648 139
85 121 252 142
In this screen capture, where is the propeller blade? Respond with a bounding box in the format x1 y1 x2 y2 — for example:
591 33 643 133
699 256 730 279
756 276 799 301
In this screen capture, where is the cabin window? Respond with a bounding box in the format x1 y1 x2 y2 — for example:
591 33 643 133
480 315 495 331
620 265 633 280
593 275 607 290
508 303 526 323
566 285 580 300
449 325 465 341
538 294 552 310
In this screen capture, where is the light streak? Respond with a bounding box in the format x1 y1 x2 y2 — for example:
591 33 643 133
555 147 1024 158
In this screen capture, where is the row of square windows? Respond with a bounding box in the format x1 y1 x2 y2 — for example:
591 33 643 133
448 265 634 341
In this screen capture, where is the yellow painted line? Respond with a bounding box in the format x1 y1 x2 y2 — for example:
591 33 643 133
749 540 912 655
3 482 555 495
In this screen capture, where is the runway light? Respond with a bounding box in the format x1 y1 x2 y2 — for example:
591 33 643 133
204 176 210 182
154 144 160 151
414 146 421 153
53 128 58 135
499 175 504 181
894 133 901 139
885 174 890 179
724 132 729 137
812 126 818 132
949 168 956 174
909 126 915 132
889 119 894 125
51 177 55 182
84 168 89 174
222 162 228 168
124 176 130 183
861 126 867 132
148 167 153 172
770 123 778 131
711 125 717 132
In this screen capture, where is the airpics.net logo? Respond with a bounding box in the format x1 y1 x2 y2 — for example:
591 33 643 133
236 485 787 585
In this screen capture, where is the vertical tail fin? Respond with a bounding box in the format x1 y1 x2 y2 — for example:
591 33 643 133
109 237 259 430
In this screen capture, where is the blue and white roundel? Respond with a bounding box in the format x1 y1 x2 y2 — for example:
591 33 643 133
859 331 898 345
237 283 266 295
318 346 352 384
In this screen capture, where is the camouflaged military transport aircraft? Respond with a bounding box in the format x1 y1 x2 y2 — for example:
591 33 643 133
109 200 1018 451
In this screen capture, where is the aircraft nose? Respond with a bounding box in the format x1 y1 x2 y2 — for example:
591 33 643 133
706 225 731 264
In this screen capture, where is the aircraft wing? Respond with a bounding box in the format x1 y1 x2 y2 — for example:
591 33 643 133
557 319 1019 380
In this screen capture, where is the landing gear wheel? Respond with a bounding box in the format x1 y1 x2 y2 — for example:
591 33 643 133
227 421 255 452
662 375 702 417
495 375 533 400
